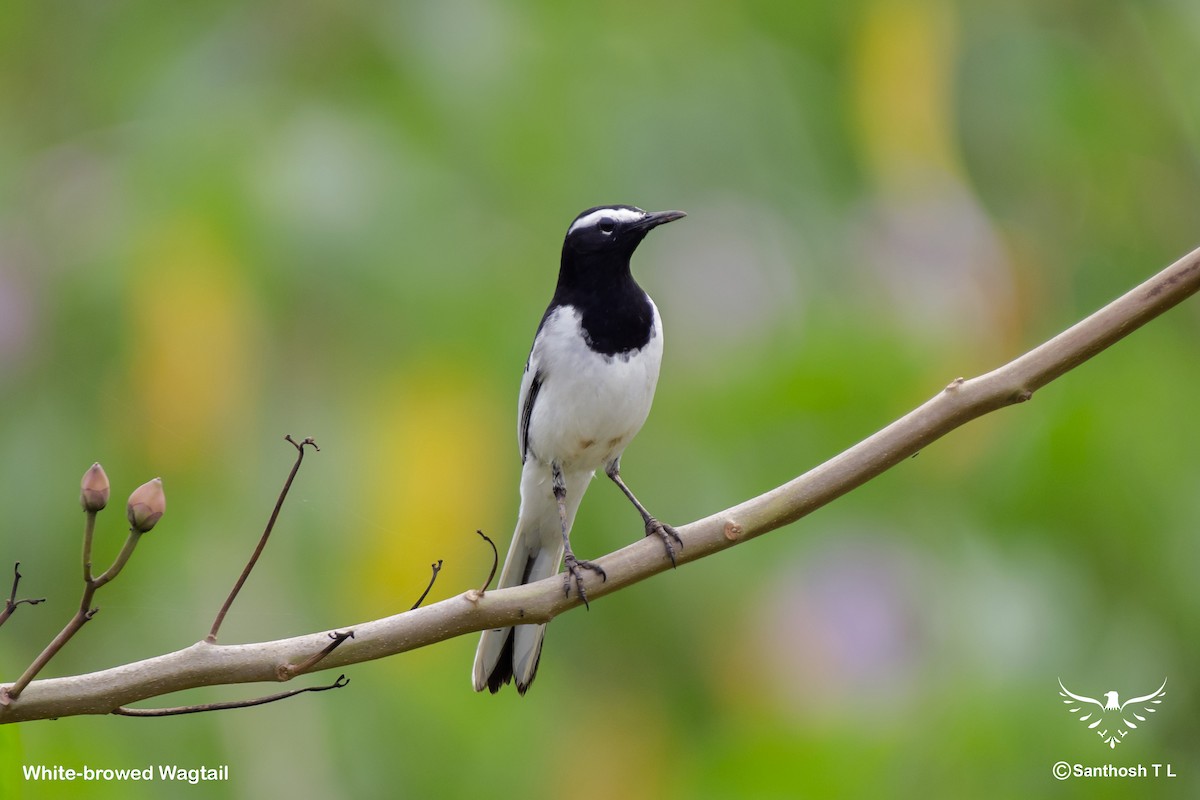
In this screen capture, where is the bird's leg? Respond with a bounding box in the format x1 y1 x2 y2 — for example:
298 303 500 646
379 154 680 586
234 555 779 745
551 464 605 609
605 459 682 567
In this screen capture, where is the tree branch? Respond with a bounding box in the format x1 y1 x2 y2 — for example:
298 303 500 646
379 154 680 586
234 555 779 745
111 675 350 717
207 435 318 643
0 563 45 629
1 244 1197 724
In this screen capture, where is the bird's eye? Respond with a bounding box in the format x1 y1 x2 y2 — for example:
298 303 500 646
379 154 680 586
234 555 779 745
598 218 616 235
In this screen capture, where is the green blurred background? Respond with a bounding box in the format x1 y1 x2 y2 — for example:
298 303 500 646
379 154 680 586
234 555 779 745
1 1 1198 798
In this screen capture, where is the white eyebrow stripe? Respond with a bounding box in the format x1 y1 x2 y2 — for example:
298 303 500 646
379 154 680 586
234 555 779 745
567 207 645 235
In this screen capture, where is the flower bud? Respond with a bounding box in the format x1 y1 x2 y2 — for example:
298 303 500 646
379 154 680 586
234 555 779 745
80 463 111 512
126 477 166 533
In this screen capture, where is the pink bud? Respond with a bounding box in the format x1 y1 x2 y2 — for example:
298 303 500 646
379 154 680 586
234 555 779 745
126 477 166 533
80 463 110 513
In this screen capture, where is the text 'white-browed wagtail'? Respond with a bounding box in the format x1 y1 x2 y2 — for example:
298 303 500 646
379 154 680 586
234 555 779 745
473 205 686 694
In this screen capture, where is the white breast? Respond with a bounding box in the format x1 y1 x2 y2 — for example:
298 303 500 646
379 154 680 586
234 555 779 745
522 304 663 473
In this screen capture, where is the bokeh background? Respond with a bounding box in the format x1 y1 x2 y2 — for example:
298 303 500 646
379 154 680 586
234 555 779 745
2 1 1198 798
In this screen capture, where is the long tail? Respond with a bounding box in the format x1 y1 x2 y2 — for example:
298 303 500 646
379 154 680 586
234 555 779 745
473 462 588 694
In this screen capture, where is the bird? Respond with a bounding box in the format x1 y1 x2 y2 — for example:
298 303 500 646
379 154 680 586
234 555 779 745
1058 678 1167 748
472 204 687 695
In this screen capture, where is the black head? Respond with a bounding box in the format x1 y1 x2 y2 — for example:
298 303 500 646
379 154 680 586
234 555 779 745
547 205 686 356
562 205 687 260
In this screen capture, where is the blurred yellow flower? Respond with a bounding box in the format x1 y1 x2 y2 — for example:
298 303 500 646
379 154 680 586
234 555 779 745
125 221 261 471
352 364 507 612
853 0 961 183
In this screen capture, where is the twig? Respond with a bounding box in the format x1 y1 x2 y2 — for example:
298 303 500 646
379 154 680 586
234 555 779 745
475 530 498 593
111 675 349 717
1 532 143 705
280 631 355 679
411 561 443 610
2 244 1198 724
0 563 46 629
206 435 319 643
83 512 97 583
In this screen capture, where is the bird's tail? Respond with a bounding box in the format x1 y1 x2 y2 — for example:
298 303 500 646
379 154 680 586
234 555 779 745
473 465 587 694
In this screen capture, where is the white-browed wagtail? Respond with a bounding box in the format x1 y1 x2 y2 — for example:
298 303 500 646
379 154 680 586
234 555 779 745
473 205 686 694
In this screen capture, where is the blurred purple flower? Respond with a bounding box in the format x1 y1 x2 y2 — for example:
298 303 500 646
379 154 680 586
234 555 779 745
749 535 925 721
0 256 36 374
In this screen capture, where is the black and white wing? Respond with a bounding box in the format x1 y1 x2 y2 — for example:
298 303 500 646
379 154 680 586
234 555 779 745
518 362 542 464
518 308 554 463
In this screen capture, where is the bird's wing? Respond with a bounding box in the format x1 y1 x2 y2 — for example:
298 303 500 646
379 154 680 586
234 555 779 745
1058 679 1107 726
1119 678 1167 719
518 365 542 464
1058 679 1105 708
518 304 562 463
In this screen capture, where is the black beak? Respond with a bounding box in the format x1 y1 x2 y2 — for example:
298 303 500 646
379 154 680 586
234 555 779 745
633 209 687 231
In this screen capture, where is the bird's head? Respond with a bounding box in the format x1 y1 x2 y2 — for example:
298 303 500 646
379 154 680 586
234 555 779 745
562 205 687 259
1103 691 1120 710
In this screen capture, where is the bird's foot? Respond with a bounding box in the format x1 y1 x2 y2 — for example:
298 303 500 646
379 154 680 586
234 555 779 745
562 553 606 610
645 518 683 568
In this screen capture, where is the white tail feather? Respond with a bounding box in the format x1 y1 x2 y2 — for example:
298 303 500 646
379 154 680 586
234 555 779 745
472 462 590 693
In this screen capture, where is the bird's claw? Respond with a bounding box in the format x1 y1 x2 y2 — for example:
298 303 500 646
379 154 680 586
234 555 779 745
562 554 606 609
645 517 683 568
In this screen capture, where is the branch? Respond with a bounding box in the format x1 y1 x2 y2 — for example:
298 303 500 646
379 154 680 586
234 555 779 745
411 561 443 611
1 244 1197 724
280 631 355 679
0 563 46 629
474 530 498 593
1 474 165 706
111 675 349 717
207 435 318 643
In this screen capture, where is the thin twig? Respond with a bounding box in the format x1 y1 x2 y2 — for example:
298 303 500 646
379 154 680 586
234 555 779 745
411 561 443 610
1 532 143 705
82 512 97 583
475 530 498 593
206 435 319 643
111 675 349 717
281 631 355 679
0 562 46 629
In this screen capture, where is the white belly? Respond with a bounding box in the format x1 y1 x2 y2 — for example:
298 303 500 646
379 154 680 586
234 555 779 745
524 304 663 472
